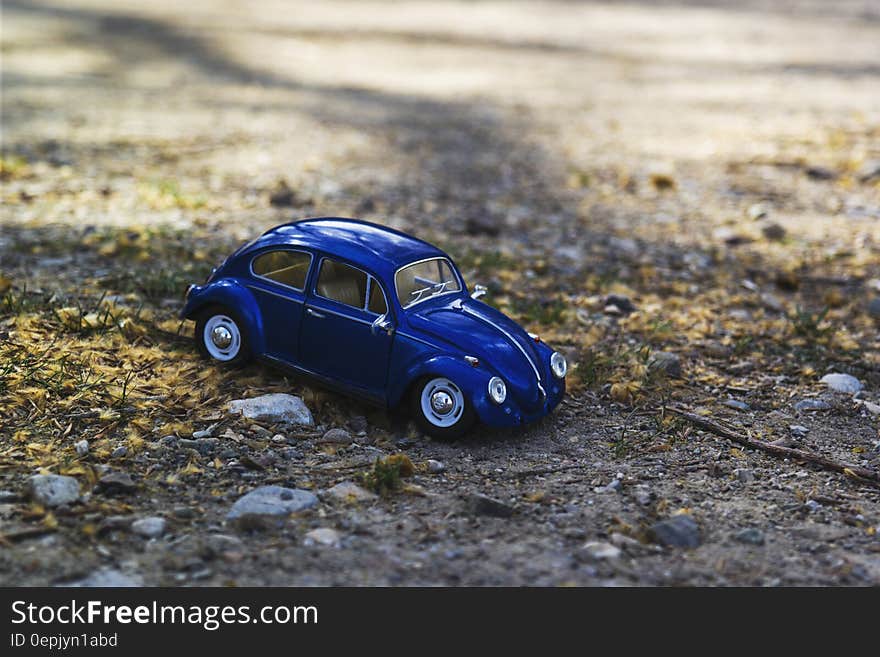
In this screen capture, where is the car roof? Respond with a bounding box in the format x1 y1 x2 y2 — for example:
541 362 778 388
240 217 449 280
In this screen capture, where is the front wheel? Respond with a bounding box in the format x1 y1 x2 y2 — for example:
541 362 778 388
195 306 251 366
411 376 475 440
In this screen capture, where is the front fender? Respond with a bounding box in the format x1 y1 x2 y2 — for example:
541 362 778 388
180 279 266 355
389 354 484 409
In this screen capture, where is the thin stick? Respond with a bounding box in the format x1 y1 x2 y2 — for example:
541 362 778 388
0 526 57 544
667 405 880 487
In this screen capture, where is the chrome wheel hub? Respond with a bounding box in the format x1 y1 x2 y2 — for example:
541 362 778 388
420 377 465 428
202 314 241 362
431 391 454 415
211 326 233 349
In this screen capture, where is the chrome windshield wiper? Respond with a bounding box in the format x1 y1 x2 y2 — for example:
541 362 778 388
409 279 453 303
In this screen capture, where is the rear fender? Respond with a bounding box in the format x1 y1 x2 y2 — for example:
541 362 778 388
181 279 265 355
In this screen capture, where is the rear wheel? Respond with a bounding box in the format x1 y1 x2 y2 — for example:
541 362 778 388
195 306 251 366
411 376 475 440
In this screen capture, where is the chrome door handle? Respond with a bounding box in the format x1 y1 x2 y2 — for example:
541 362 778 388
306 308 326 319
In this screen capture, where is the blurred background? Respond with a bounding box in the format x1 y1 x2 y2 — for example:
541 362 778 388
3 0 878 238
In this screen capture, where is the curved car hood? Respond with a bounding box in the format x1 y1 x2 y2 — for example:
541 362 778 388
407 298 545 409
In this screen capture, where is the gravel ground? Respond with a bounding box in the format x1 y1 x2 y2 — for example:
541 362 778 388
1 0 879 586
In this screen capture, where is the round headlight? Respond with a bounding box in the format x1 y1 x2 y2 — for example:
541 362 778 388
488 377 507 404
551 351 567 378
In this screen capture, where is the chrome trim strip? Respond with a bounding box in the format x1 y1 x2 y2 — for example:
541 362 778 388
305 303 374 327
460 304 543 386
246 284 305 303
394 256 464 310
395 331 439 349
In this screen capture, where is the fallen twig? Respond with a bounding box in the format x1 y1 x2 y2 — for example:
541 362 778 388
667 405 880 488
0 526 57 545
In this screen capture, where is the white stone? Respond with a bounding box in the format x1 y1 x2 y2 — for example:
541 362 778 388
131 516 167 538
821 373 863 394
74 439 89 456
324 481 377 503
28 475 80 507
304 527 342 547
581 541 622 560
226 393 313 426
227 486 318 528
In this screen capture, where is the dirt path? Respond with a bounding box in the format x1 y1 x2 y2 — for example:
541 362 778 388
1 0 879 586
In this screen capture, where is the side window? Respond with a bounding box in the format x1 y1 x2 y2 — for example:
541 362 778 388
252 250 311 290
316 259 367 309
367 278 388 315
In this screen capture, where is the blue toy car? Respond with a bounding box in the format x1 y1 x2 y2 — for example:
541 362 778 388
181 218 566 438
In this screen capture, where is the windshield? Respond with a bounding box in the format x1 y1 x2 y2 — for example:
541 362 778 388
395 258 461 308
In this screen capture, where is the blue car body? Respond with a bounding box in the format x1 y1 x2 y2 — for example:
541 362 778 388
181 218 565 429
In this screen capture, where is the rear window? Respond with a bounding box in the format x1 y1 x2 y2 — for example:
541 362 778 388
252 250 312 289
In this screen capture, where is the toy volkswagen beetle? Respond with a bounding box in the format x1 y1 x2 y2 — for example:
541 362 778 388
181 218 566 438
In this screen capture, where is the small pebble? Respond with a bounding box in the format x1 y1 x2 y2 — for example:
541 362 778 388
578 541 622 561
794 398 831 412
74 439 89 456
761 222 786 241
648 514 701 548
227 486 319 529
789 424 809 438
97 471 136 494
465 493 514 518
820 373 863 395
427 459 446 474
735 468 754 484
28 474 80 507
131 516 167 538
111 445 128 458
648 351 682 378
304 527 342 547
604 294 636 315
0 490 19 503
747 203 769 220
723 399 751 412
324 481 377 504
319 428 353 444
734 528 765 546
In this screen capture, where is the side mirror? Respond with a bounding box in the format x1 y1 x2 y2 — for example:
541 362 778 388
471 284 488 300
371 314 394 336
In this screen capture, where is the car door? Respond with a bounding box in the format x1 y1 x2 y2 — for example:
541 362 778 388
298 257 393 396
246 248 313 362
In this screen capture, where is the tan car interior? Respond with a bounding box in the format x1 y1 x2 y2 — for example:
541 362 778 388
317 260 367 309
253 250 310 289
255 251 386 313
